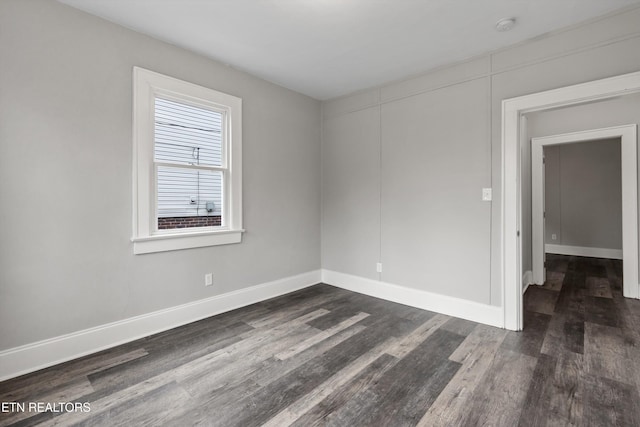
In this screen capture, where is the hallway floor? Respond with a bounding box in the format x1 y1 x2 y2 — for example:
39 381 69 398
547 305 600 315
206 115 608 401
1 255 639 426
517 254 640 425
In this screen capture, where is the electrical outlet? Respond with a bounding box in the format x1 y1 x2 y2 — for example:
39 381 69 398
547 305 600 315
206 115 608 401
482 188 492 201
205 273 213 286
551 234 557 241
376 262 383 273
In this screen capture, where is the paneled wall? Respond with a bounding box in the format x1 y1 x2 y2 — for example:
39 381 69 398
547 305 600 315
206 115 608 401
379 79 490 303
322 6 640 308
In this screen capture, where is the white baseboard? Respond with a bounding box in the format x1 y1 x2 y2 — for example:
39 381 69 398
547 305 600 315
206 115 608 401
0 270 321 382
522 270 534 293
545 244 623 260
321 269 503 328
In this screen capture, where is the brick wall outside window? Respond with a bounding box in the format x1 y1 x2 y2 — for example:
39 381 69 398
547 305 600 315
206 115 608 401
157 216 222 229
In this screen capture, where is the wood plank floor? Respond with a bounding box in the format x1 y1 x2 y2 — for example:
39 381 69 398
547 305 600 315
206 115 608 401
1 254 640 426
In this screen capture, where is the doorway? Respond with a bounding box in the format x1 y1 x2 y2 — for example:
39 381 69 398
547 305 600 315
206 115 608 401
501 71 640 331
531 126 638 300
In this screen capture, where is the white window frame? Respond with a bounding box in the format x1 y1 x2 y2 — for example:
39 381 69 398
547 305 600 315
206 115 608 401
132 67 243 254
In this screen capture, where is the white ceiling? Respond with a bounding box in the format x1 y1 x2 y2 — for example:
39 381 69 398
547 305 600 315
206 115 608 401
58 0 640 100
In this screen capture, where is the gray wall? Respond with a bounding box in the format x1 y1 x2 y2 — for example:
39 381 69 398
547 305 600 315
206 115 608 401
0 0 321 351
544 139 622 250
379 79 491 303
322 6 640 306
322 107 381 280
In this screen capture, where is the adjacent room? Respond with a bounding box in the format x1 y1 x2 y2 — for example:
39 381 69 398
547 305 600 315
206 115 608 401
1 0 640 425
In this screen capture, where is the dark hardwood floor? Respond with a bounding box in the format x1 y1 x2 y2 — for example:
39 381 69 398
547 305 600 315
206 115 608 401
1 254 639 426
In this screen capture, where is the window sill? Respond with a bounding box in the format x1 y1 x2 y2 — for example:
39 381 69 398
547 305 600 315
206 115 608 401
132 229 244 254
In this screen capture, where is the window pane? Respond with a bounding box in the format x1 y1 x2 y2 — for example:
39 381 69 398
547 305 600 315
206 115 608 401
154 97 223 167
157 165 223 230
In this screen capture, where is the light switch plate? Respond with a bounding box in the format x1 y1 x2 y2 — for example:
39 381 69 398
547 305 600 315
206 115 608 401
482 188 492 201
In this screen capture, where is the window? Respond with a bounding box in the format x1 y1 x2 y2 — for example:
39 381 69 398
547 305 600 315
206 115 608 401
132 67 243 254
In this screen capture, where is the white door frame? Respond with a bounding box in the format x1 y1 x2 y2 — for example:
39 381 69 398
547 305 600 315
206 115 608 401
502 71 640 331
531 126 638 300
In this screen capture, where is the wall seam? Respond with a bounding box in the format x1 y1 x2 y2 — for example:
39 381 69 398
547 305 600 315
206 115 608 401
488 55 494 305
320 102 325 275
378 101 383 282
490 32 640 75
322 32 640 119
